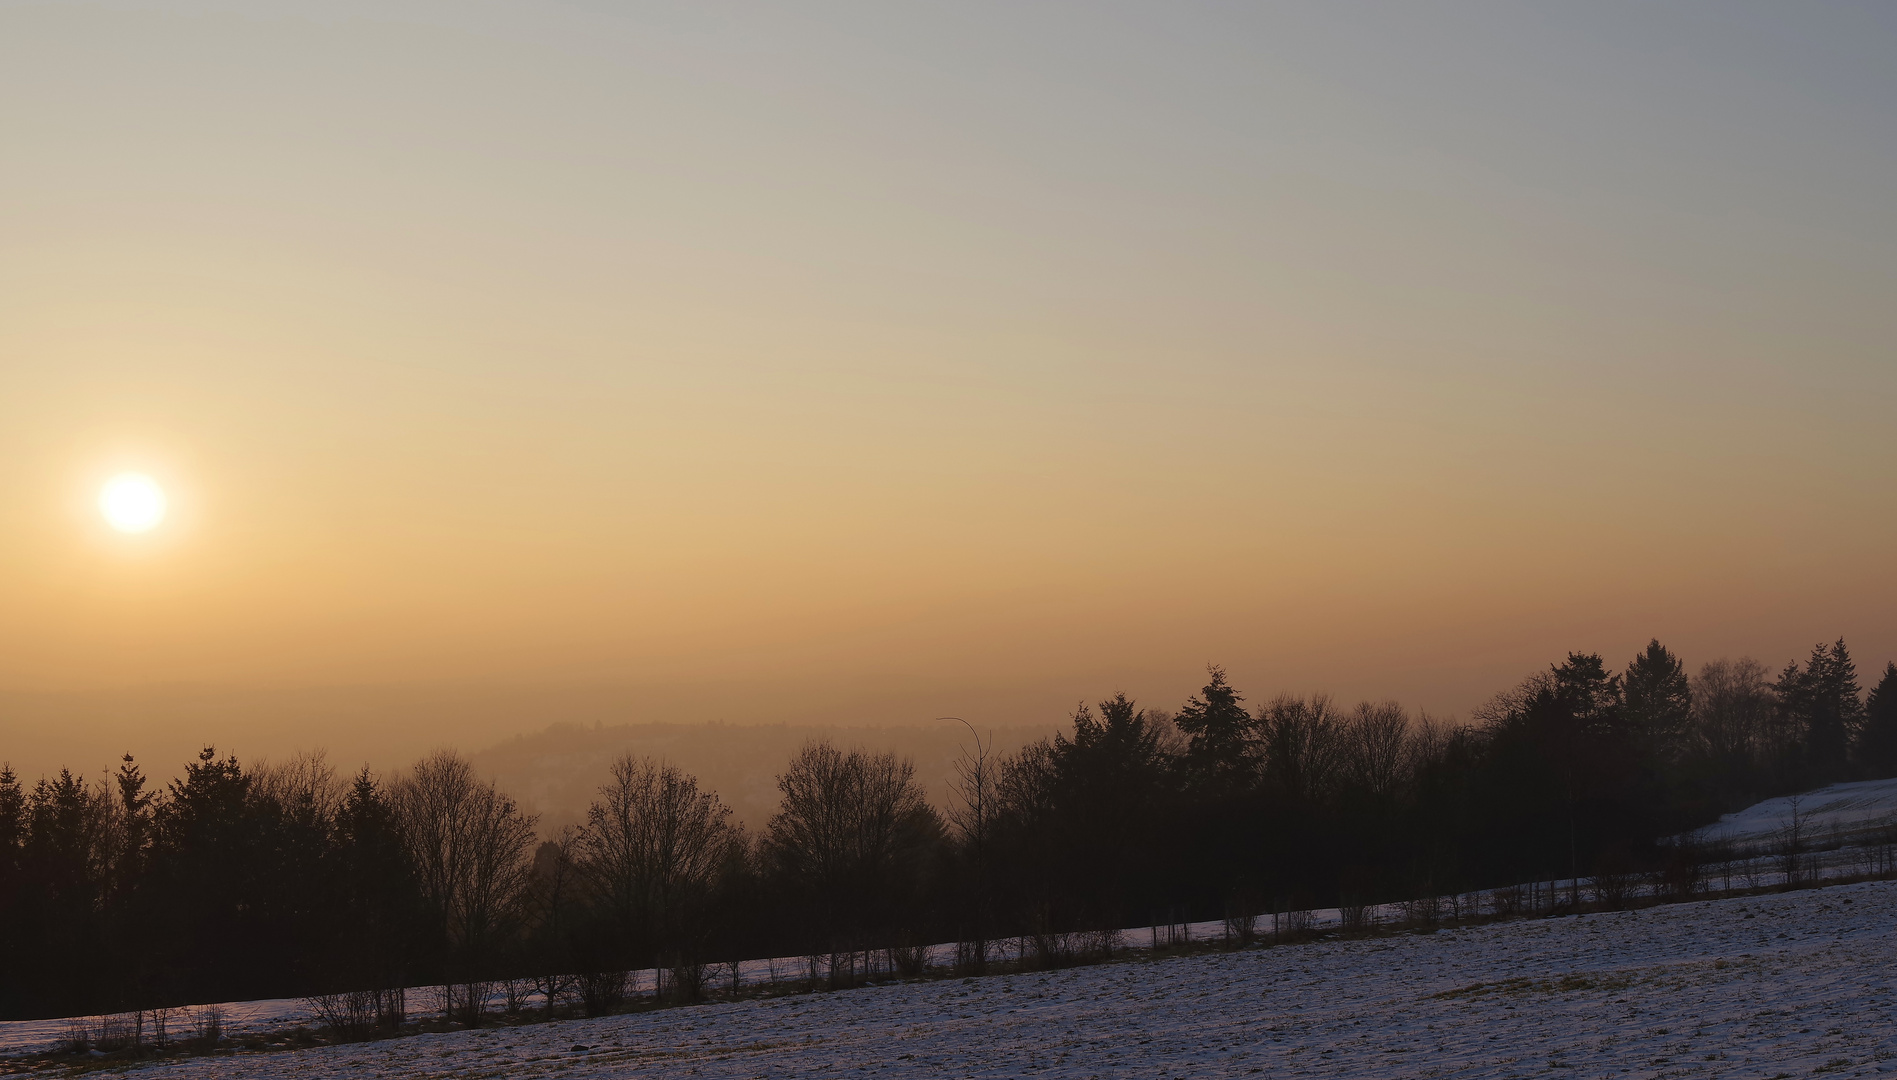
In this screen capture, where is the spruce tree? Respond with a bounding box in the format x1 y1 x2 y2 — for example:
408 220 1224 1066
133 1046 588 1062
1624 639 1691 761
1174 665 1257 786
0 766 21 881
1800 640 1863 781
0 765 22 1013
336 767 423 997
1855 661 1897 778
1552 652 1625 737
113 755 152 896
153 747 260 1003
1772 658 1812 774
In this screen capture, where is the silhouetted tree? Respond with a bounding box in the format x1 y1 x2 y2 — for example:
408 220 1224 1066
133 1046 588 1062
1338 701 1412 800
993 695 1178 932
17 770 111 1014
1258 694 1343 803
1777 640 1864 782
1175 666 1257 789
1554 652 1626 736
1689 659 1775 771
332 767 422 1006
0 766 21 867
766 742 942 954
151 748 266 1003
944 724 997 967
390 750 537 1014
1857 662 1897 779
0 766 20 1017
1625 640 1692 763
523 833 584 1012
101 755 157 1010
0 766 20 894
250 752 351 995
574 756 734 969
1468 654 1660 897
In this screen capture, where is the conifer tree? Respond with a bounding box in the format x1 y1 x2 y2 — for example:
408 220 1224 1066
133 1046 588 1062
1552 652 1624 734
1624 640 1691 761
1174 665 1257 787
0 766 21 882
1793 640 1863 780
113 755 153 897
0 765 22 1015
1772 658 1812 769
1856 661 1897 778
334 767 420 997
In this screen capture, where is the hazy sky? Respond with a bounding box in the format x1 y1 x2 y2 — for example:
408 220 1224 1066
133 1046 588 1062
3 2 1894 774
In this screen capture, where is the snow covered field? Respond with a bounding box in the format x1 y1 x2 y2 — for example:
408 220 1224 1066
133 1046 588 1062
1686 776 1897 850
20 878 1897 1078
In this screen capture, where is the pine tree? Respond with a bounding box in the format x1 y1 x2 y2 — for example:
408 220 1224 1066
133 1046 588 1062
335 767 421 997
113 755 153 896
1855 661 1897 778
1174 665 1257 787
1552 652 1625 737
152 747 261 1003
1771 658 1812 774
25 770 107 908
1800 640 1863 780
20 769 113 1012
0 766 22 882
1624 640 1692 761
0 765 23 1013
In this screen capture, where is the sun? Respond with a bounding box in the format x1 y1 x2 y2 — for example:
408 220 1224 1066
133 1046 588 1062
99 473 168 533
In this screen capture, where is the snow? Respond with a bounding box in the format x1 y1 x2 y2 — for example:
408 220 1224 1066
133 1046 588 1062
1685 776 1897 850
13 879 1896 1078
0 998 320 1058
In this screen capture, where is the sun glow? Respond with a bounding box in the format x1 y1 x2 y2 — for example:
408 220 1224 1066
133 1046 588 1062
99 473 168 533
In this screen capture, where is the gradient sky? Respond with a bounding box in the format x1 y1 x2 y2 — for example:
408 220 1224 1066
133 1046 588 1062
3 1 1895 775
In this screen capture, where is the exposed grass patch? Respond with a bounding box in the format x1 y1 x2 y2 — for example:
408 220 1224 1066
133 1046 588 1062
1433 972 1635 1000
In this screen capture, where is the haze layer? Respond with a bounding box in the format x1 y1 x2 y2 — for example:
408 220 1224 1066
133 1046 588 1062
2 2 1894 772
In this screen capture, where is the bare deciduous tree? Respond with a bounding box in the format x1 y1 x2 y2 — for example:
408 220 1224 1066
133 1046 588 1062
1690 657 1777 768
1339 700 1411 799
1258 694 1344 801
251 751 347 824
766 741 941 948
573 755 733 968
943 718 994 971
1779 795 1808 888
388 750 537 1023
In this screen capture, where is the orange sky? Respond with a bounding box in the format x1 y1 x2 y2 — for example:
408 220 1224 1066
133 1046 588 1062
2 2 1894 779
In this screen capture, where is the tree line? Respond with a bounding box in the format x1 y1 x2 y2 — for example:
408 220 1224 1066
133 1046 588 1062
2 639 1893 1021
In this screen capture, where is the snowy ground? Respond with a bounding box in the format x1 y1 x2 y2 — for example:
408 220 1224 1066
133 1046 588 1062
1685 777 1897 850
20 878 1897 1078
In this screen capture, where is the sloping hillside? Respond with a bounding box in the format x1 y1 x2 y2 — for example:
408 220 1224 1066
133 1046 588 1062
1687 776 1897 851
23 878 1897 1078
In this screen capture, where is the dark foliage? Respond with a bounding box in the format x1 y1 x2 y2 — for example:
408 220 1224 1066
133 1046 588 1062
1860 663 1897 778
1625 639 1692 761
0 637 1887 1019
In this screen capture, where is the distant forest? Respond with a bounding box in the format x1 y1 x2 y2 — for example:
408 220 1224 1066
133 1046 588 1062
3 639 1895 1020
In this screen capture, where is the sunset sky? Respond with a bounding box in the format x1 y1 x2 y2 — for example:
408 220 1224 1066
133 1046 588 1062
3 2 1894 776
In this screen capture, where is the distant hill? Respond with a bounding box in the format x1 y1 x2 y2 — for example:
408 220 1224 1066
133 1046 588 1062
466 720 1054 835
